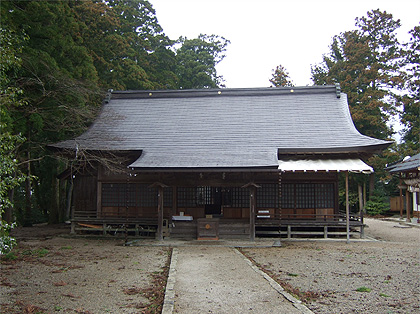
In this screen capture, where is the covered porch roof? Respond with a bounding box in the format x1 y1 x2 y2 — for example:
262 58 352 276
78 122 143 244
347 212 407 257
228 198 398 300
278 158 373 173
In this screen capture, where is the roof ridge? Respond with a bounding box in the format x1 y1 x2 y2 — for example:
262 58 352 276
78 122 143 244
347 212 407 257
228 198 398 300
109 85 340 100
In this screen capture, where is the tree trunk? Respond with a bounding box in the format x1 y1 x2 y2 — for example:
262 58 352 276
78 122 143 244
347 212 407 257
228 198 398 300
65 179 74 222
3 188 15 223
369 173 375 199
24 151 32 226
49 176 60 224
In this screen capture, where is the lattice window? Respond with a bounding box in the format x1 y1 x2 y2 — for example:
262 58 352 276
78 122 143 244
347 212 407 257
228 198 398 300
257 184 279 208
102 183 172 208
296 183 315 209
196 186 212 205
231 187 249 207
281 183 334 209
102 183 126 206
137 184 156 207
177 187 197 207
281 183 295 208
163 187 173 207
315 184 334 208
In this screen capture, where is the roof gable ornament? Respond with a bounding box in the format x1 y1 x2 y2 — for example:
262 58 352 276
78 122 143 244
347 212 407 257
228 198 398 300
335 83 341 98
105 89 113 103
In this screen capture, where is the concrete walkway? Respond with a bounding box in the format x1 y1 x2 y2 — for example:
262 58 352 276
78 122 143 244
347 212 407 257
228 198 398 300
162 246 313 314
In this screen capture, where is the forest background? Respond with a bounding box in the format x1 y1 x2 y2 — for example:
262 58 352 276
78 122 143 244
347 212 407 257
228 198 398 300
0 0 419 251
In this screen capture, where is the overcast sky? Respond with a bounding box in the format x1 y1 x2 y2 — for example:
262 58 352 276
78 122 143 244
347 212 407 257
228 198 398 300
151 0 420 88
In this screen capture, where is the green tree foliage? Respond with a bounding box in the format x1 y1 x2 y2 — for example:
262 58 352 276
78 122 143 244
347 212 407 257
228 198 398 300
400 25 420 154
100 0 177 89
0 0 229 225
269 64 294 87
311 10 420 200
175 34 230 89
0 28 27 253
311 10 403 140
2 0 104 224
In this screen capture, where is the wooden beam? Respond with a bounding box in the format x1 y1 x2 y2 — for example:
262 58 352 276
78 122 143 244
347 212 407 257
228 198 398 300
406 189 411 222
358 184 363 214
250 187 256 241
242 182 261 241
358 183 365 239
149 182 169 241
157 186 164 241
399 176 403 218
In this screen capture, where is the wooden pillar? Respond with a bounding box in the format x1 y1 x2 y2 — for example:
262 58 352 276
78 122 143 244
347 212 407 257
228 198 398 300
149 182 168 241
363 182 367 211
157 186 164 240
242 182 261 241
399 176 404 218
358 184 363 213
406 189 411 222
346 171 350 244
358 183 364 239
249 187 256 241
172 186 177 216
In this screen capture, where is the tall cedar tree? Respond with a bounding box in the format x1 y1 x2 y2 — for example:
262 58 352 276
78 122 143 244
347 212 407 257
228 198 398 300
1 0 102 224
400 25 420 154
269 64 294 87
104 0 177 90
1 0 227 224
311 10 402 140
0 0 176 224
310 10 412 197
175 34 230 89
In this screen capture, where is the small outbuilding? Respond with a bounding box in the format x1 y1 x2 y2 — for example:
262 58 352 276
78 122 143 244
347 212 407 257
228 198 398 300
51 85 391 240
387 153 420 222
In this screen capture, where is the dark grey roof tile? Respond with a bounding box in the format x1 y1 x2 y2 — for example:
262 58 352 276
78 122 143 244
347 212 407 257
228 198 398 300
51 86 391 168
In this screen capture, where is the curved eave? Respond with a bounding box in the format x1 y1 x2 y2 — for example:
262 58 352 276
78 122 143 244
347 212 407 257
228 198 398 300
278 142 392 156
47 145 142 160
129 166 280 173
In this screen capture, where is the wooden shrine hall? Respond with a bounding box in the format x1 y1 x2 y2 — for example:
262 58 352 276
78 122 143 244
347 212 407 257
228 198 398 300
50 85 391 240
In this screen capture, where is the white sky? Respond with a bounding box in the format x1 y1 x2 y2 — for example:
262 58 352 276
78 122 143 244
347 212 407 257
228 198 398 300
151 0 420 88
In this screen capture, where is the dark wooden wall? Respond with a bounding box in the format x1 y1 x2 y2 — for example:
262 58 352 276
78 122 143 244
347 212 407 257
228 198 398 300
73 166 340 220
73 175 97 219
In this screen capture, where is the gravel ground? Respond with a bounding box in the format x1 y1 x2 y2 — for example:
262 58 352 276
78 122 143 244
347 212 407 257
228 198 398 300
242 218 420 314
1 225 170 313
1 218 418 314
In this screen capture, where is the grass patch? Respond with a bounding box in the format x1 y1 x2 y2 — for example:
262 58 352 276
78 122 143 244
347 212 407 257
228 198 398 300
1 251 18 261
379 293 391 298
287 273 299 277
34 248 49 257
356 286 371 292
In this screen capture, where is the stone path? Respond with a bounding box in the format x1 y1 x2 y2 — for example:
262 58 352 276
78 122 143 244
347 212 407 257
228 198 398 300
163 246 313 314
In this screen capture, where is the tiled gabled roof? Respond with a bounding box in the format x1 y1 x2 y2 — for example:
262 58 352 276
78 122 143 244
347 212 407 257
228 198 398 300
51 86 391 169
388 153 420 173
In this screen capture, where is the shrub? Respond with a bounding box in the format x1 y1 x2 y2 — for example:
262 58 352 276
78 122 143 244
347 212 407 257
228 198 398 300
0 221 17 255
365 195 389 216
